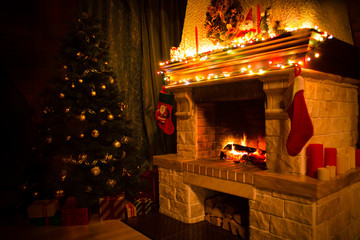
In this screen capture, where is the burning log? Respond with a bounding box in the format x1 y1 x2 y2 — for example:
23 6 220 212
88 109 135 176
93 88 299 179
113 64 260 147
220 143 267 169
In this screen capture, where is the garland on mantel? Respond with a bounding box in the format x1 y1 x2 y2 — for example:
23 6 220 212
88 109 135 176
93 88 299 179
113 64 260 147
159 27 331 87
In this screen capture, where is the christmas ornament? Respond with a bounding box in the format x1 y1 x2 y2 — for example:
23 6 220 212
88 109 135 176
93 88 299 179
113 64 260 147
59 93 65 98
66 135 71 141
79 78 83 83
109 76 114 84
113 140 121 148
84 186 92 192
19 183 29 192
33 192 39 198
107 114 114 121
121 151 126 160
79 132 84 138
101 120 107 125
60 170 67 182
71 83 75 88
155 86 174 135
65 107 70 113
120 136 130 144
91 166 101 176
64 76 69 81
55 189 64 199
91 129 99 138
285 66 313 156
46 136 53 144
78 153 88 163
101 84 106 90
122 168 130 177
80 114 86 121
107 179 116 188
91 90 96 96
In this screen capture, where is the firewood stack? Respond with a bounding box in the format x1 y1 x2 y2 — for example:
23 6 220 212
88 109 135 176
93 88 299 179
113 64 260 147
204 194 249 239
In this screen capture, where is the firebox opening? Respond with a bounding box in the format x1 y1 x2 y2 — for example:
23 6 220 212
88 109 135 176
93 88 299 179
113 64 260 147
197 99 266 164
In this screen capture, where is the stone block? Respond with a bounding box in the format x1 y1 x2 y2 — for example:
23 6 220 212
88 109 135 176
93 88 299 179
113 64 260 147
316 195 340 224
191 203 204 218
250 209 270 231
175 188 188 203
270 215 312 239
159 183 175 200
272 191 313 204
284 201 313 225
159 195 170 211
249 194 284 217
169 199 189 218
265 120 281 136
158 170 170 185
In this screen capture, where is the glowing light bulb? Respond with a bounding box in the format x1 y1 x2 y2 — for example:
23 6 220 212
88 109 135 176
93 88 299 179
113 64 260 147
315 53 320 58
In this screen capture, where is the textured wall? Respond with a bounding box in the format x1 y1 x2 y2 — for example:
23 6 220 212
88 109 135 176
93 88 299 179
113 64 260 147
179 0 353 56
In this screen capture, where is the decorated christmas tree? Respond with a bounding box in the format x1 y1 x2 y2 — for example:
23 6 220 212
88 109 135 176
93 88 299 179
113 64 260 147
38 12 144 207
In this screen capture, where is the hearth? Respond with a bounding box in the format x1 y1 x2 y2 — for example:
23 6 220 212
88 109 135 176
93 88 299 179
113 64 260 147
154 1 360 238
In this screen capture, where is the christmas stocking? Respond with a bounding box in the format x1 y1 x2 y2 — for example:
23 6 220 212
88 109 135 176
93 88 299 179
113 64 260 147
286 66 314 156
155 86 174 135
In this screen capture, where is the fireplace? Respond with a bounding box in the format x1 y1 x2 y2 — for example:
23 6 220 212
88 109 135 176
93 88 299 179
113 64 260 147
153 1 360 239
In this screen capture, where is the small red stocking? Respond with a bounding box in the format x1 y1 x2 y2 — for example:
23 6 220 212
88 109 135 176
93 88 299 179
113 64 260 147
155 86 174 135
286 66 314 156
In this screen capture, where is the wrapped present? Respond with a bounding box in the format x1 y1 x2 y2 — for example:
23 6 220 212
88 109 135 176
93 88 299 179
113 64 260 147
27 199 60 226
125 202 137 218
99 194 125 220
134 198 152 216
61 208 88 226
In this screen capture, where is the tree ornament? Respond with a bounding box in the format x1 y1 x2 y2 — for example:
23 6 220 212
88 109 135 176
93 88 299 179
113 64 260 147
121 151 126 160
79 78 83 83
46 136 53 144
91 90 96 96
77 153 87 163
60 169 67 182
107 114 114 121
91 166 101 176
101 120 107 125
80 114 86 121
59 93 65 98
19 183 29 192
65 107 70 113
120 136 130 144
79 132 85 138
55 189 64 199
84 186 92 192
66 135 71 141
64 76 69 81
106 179 116 188
101 84 106 90
113 140 121 148
91 129 99 138
109 76 114 84
71 83 75 88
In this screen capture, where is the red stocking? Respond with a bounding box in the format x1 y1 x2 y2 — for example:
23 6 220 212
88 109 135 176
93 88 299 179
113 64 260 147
286 66 314 156
155 86 174 135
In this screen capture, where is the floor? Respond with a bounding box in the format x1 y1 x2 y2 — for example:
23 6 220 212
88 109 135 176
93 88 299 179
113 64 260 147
0 211 242 240
0 214 150 240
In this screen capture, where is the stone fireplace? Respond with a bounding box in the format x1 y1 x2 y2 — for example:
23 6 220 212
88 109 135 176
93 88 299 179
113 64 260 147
154 1 360 239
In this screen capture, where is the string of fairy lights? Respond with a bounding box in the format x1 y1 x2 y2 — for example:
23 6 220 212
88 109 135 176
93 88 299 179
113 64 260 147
158 27 332 86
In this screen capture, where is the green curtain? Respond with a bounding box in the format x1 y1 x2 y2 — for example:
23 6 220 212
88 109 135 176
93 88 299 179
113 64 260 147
77 0 187 165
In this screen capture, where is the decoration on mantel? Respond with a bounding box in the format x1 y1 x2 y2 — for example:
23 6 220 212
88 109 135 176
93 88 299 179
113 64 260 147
155 86 175 135
158 27 331 87
285 65 313 156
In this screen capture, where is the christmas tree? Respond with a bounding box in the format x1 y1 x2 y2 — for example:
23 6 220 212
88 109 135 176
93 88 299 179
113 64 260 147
38 12 145 207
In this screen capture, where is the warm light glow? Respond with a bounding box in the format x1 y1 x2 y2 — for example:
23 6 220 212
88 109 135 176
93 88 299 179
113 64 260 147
315 53 320 58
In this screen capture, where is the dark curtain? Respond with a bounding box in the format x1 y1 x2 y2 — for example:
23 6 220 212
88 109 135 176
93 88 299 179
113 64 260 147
77 0 186 166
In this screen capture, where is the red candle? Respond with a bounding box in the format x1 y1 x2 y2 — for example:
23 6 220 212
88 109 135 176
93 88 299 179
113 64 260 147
306 144 324 178
195 26 199 55
356 149 360 167
257 4 260 33
324 147 337 174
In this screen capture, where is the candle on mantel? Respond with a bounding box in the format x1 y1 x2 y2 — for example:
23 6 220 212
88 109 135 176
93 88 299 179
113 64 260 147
346 146 356 169
326 165 336 178
337 153 346 175
318 167 330 181
324 147 337 173
306 144 324 178
195 26 199 55
356 149 360 167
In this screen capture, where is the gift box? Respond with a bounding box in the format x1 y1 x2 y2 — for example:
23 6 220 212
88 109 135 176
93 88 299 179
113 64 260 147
99 194 125 220
27 199 60 226
125 202 137 218
61 208 88 226
134 198 152 216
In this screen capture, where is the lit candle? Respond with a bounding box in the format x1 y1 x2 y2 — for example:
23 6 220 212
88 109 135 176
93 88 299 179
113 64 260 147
195 26 199 55
306 144 324 178
317 167 330 181
324 147 337 173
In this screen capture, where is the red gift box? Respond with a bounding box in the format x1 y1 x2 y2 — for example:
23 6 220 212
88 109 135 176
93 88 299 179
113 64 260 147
99 194 125 220
61 208 88 226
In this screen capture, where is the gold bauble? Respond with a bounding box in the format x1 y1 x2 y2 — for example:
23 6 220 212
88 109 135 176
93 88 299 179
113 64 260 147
55 189 64 199
101 120 107 125
84 186 92 192
107 179 116 188
91 90 96 96
91 166 101 176
77 154 87 163
65 135 71 141
59 93 65 98
91 129 99 138
64 76 69 81
71 83 75 88
79 78 83 83
79 132 84 138
46 136 53 144
109 76 114 84
120 136 130 144
80 114 86 121
113 140 121 148
107 114 114 121
101 84 106 90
